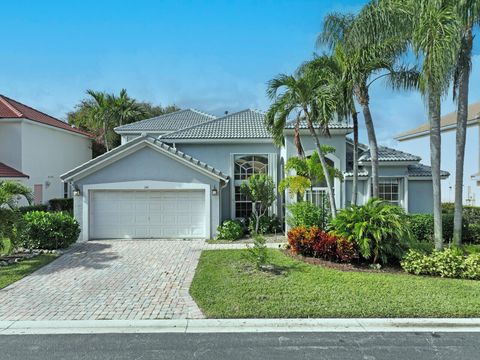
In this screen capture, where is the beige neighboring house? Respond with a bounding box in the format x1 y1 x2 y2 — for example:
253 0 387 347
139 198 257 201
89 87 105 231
0 94 92 205
395 102 480 205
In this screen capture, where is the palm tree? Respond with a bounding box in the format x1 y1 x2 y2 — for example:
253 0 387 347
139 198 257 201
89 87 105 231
112 89 146 127
452 0 479 246
85 90 114 152
318 12 412 199
266 69 340 217
0 181 33 209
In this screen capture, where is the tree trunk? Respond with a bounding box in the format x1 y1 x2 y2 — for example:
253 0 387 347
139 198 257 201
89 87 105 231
294 115 305 159
429 92 443 250
356 86 379 198
305 120 337 218
453 28 473 247
352 111 359 205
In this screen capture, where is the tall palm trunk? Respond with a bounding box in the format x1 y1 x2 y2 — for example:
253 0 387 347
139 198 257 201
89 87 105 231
305 119 337 217
294 115 305 158
453 28 473 246
356 86 379 198
429 92 443 250
351 111 359 205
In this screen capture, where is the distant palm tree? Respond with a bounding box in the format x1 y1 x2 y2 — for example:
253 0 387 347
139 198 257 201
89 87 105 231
85 90 114 152
266 68 340 217
112 89 146 127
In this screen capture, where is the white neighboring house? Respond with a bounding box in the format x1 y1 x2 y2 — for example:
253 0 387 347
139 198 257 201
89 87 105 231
395 102 480 205
0 94 93 204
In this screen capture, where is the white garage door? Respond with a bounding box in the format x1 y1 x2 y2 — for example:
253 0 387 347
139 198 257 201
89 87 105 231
90 190 206 239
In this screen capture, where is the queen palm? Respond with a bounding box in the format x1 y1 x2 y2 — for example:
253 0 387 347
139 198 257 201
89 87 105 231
266 69 340 217
452 0 480 245
318 12 413 199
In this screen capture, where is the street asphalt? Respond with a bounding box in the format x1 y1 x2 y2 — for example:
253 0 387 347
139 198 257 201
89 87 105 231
0 332 478 360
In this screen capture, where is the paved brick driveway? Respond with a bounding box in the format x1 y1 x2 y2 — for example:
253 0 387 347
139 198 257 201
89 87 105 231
0 240 205 320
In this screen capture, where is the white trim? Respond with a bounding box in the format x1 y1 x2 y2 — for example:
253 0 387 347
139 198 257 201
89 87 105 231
283 128 353 136
404 176 409 214
395 117 480 141
82 180 210 241
62 139 228 182
159 138 274 144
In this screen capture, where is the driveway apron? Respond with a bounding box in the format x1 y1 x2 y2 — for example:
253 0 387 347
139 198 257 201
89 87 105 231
0 240 205 320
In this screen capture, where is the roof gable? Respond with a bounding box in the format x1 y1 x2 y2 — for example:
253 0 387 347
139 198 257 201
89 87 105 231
0 163 29 178
160 109 271 140
0 95 92 137
395 101 480 141
114 109 216 133
61 135 229 182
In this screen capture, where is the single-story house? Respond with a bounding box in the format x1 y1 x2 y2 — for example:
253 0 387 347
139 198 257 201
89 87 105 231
61 108 448 241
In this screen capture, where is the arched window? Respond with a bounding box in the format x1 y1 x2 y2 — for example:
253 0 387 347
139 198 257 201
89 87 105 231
234 155 268 180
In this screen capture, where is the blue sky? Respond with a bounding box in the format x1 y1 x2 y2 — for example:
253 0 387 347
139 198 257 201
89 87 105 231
1 0 479 145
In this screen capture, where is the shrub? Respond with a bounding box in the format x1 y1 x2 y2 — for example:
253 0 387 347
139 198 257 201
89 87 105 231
287 226 357 263
401 248 480 280
330 199 411 264
216 219 244 241
48 198 73 213
468 223 480 244
248 214 281 235
0 208 24 250
21 211 80 249
287 201 323 228
407 213 469 243
18 204 49 214
244 235 269 270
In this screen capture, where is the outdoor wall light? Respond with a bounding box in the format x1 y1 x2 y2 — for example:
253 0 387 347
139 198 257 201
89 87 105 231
73 187 81 196
212 186 218 196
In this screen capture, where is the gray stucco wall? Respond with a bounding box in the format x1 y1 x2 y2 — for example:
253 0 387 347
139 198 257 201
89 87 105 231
408 180 433 214
72 145 222 239
172 142 281 221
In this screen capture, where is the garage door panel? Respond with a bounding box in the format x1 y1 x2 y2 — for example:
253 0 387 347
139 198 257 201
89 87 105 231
90 189 206 239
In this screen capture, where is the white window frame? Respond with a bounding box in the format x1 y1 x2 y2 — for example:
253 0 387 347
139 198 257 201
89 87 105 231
230 153 277 219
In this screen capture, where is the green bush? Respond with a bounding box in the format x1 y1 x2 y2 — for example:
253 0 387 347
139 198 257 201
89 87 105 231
48 198 73 213
407 213 469 243
18 204 48 214
0 208 24 251
401 248 480 279
468 223 480 244
287 201 323 228
330 199 412 265
248 214 281 235
21 211 80 249
216 219 244 241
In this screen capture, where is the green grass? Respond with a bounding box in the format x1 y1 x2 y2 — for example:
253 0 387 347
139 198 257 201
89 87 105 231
0 254 58 290
190 249 480 318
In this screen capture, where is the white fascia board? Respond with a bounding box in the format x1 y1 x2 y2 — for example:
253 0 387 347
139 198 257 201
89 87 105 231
283 128 353 136
158 138 274 144
395 118 480 141
61 138 228 183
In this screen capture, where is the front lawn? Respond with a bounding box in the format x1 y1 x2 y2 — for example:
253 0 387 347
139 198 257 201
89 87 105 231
0 254 58 290
190 249 480 318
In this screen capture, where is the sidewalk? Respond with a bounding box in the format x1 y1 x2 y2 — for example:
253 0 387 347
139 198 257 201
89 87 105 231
1 318 480 335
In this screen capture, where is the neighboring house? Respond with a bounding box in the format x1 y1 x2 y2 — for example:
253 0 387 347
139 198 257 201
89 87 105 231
395 102 480 205
0 95 93 204
62 108 446 241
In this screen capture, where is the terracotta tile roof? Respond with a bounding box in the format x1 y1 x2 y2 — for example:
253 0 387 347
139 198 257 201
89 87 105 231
0 163 29 178
395 102 480 141
0 95 92 137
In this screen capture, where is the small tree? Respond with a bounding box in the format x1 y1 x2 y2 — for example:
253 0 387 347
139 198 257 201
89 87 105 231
240 174 276 234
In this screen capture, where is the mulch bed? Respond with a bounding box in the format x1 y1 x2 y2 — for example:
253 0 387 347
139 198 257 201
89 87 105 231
281 249 403 274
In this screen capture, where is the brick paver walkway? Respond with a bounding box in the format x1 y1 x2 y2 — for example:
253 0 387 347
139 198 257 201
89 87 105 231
0 240 204 320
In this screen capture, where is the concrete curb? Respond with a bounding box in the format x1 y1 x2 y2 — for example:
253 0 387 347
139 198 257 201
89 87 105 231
1 318 480 335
